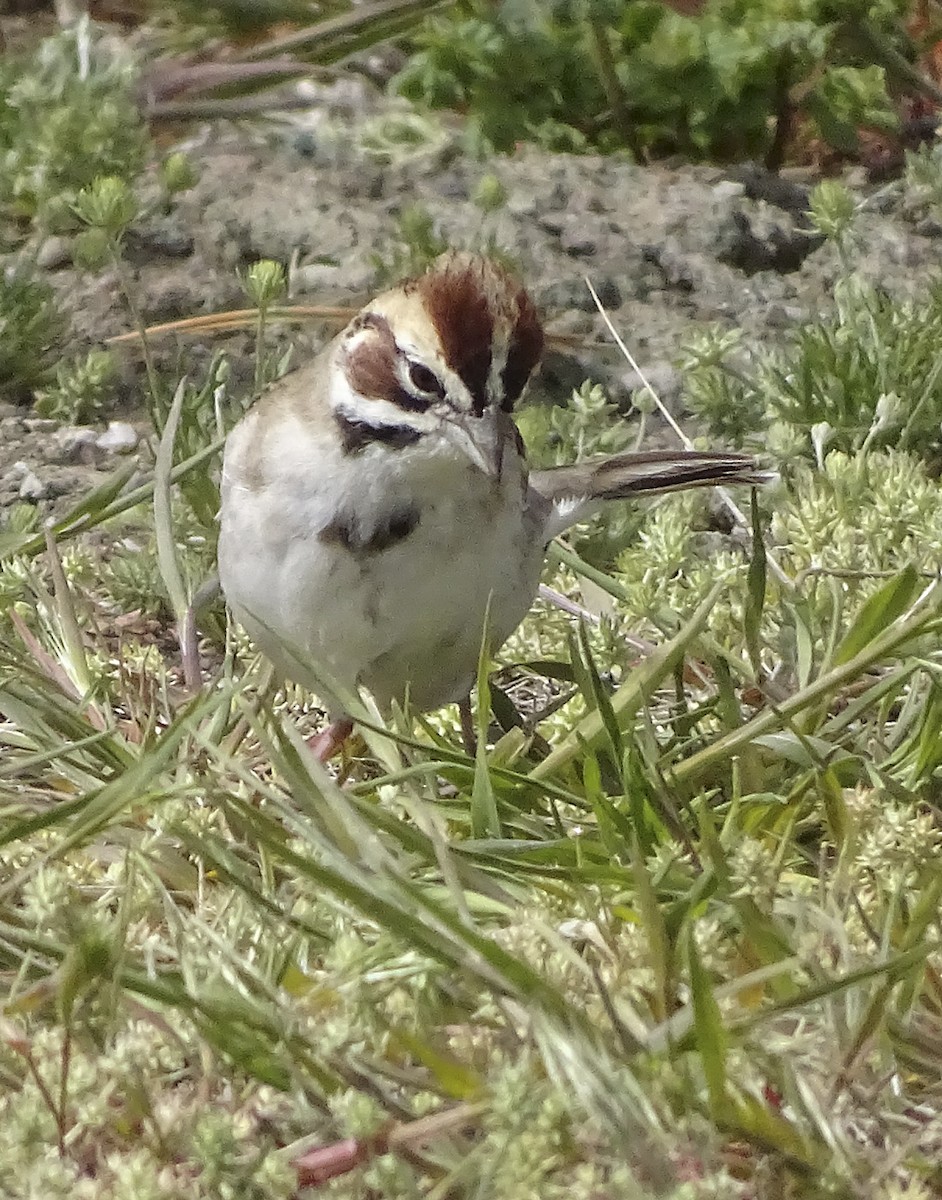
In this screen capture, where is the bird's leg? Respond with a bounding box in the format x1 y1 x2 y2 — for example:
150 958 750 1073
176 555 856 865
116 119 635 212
458 695 477 756
180 575 222 694
307 716 355 763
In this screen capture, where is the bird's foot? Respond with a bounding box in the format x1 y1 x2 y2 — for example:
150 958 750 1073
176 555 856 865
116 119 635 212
307 717 355 763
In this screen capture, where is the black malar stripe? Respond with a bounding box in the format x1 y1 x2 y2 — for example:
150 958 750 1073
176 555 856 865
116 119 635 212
334 411 423 456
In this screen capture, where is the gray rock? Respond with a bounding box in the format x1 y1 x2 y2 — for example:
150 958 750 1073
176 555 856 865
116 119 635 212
506 190 538 217
538 214 565 237
620 362 682 409
589 276 622 309
125 217 195 262
291 260 376 297
561 229 597 257
711 181 747 206
96 421 139 455
544 181 570 212
48 426 100 464
36 236 73 270
436 170 470 201
914 218 942 239
340 170 384 201
713 207 823 276
3 461 28 483
535 351 599 406
141 280 199 325
764 303 805 330
19 468 48 501
536 277 601 313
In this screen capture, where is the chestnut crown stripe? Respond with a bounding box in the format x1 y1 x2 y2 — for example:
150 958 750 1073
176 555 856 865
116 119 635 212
417 256 545 413
416 260 494 415
500 287 545 411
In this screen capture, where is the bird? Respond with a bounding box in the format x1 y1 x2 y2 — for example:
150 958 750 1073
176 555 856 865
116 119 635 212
217 252 762 759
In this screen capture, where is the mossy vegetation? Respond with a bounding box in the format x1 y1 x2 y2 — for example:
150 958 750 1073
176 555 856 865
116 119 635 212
4 9 942 1198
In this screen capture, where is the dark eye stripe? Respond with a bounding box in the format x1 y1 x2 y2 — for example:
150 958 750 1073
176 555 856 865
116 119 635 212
389 380 432 413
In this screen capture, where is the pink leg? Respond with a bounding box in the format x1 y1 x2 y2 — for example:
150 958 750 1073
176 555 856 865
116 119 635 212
458 695 476 756
307 717 354 763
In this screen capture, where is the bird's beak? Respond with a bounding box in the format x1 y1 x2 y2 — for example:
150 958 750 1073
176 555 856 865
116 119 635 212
447 408 505 480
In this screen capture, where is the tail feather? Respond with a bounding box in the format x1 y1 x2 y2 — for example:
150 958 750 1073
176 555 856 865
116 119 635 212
531 449 768 539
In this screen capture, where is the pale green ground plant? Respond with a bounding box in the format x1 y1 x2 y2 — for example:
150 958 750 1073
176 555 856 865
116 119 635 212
371 174 519 286
0 19 146 237
34 349 119 424
0 22 193 414
684 179 942 464
0 17 197 419
7 50 942 1198
0 265 66 401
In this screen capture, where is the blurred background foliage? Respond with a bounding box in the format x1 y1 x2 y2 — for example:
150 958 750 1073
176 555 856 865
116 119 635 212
3 0 942 171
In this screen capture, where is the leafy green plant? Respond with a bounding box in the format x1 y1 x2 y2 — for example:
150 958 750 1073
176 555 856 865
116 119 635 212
763 279 942 454
395 0 909 163
685 275 942 459
677 327 765 446
241 258 289 396
901 142 942 221
0 20 148 237
520 380 635 469
0 265 65 401
0 20 196 418
100 540 171 619
370 202 453 284
679 177 942 461
34 349 119 424
69 172 191 427
518 381 657 563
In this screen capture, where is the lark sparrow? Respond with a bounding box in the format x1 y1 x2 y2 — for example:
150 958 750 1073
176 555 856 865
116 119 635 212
218 253 761 757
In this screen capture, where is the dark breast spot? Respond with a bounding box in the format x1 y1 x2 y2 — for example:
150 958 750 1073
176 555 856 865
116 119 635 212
335 412 423 456
319 505 420 555
378 508 420 551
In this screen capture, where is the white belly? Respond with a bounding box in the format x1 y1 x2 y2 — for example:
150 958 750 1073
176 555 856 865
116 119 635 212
218 410 546 713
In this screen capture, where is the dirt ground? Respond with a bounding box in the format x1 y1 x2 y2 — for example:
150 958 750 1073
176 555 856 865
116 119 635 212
4 82 942 519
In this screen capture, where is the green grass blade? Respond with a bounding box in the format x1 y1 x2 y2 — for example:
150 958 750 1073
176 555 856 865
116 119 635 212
531 577 727 779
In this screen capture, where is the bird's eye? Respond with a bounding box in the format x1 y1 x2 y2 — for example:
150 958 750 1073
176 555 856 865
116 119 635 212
408 361 445 398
